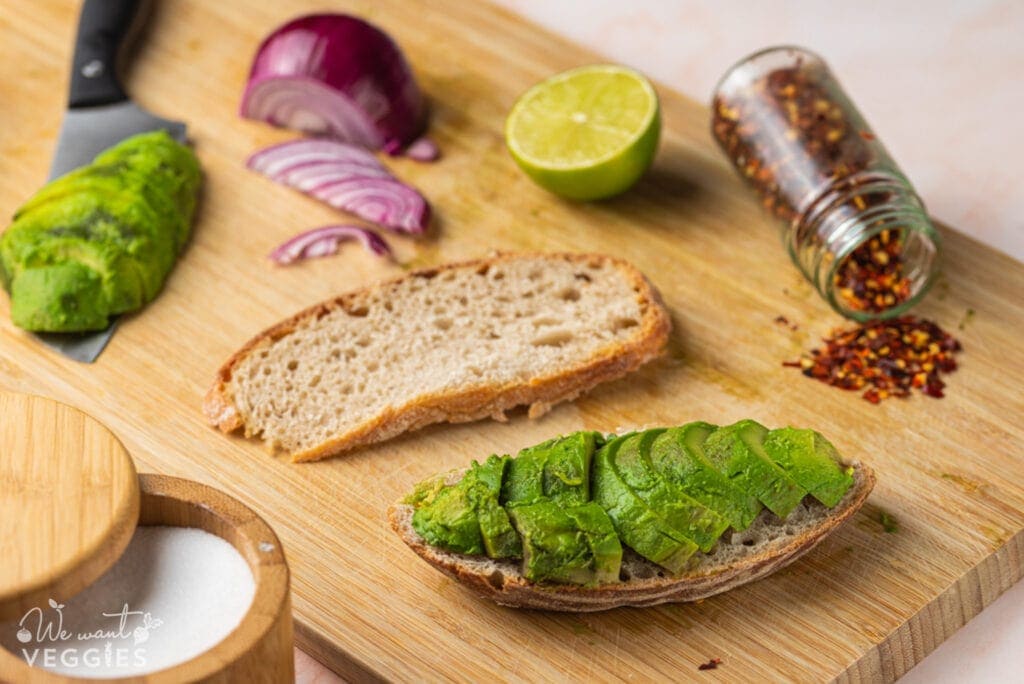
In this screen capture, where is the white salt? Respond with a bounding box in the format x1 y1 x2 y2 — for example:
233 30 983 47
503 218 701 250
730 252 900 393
2 526 255 678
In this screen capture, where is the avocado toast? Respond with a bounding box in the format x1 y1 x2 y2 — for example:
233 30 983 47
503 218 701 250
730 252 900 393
389 420 874 611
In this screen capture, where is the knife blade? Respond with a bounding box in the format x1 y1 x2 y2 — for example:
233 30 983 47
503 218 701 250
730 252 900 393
37 0 187 363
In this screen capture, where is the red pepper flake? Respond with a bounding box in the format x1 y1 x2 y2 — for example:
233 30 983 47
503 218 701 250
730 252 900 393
859 130 877 141
833 229 912 315
773 315 799 331
698 658 723 671
784 316 962 403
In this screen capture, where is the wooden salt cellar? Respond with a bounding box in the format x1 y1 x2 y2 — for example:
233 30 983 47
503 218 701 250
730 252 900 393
0 392 294 682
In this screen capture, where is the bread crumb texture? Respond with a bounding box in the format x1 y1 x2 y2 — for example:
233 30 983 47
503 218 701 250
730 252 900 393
216 254 668 458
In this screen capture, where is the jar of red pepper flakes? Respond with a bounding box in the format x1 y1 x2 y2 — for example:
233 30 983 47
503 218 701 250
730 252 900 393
711 46 942 321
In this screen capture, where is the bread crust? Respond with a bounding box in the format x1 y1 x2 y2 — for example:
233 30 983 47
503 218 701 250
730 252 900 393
388 461 875 611
204 252 672 462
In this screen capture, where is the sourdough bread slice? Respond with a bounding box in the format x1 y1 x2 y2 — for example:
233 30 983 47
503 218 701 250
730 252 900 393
388 461 874 611
204 253 671 462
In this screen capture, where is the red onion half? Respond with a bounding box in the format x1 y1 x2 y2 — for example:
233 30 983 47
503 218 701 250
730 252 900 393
269 225 392 265
241 14 424 150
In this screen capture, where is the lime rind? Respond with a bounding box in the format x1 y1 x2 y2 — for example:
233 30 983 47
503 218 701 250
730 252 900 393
506 64 659 169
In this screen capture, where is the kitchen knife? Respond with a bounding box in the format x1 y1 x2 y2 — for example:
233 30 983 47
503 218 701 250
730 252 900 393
36 0 187 363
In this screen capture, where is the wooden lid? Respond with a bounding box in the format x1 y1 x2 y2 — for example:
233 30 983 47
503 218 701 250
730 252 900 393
0 392 139 621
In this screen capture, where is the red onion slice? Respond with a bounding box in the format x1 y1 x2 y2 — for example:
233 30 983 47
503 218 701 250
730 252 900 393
247 139 386 177
240 14 424 149
404 137 441 162
269 225 392 265
277 161 392 191
310 177 430 234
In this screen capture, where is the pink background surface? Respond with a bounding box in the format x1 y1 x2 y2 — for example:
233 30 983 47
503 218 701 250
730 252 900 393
298 1 1024 680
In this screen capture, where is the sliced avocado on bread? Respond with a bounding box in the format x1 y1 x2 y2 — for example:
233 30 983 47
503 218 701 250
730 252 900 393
562 502 622 584
507 500 599 584
763 428 855 507
409 455 521 559
390 421 874 611
704 420 807 519
651 423 762 531
592 435 699 574
502 431 601 507
611 430 730 553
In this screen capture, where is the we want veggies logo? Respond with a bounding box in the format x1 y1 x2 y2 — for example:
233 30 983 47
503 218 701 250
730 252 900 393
12 598 162 671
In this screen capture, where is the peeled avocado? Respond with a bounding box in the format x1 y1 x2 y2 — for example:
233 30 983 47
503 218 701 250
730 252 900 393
406 423 855 586
703 420 808 518
763 428 855 507
0 130 200 332
650 423 762 531
611 430 729 552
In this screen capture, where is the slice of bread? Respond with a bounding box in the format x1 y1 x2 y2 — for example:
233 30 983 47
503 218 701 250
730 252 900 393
388 461 874 611
204 253 671 462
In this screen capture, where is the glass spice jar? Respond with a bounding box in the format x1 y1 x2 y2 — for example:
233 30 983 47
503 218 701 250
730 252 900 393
711 46 941 321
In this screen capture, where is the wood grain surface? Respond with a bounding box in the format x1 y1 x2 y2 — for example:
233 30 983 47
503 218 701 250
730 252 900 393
1 1 1023 681
0 392 139 622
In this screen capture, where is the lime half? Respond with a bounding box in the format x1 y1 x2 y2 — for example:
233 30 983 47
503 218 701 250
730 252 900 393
505 64 661 201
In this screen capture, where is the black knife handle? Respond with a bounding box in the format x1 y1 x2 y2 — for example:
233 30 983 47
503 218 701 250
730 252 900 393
68 0 143 108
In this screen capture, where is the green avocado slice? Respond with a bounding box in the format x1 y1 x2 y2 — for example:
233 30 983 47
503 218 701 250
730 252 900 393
9 262 109 331
7 193 176 297
409 456 521 559
704 420 808 518
502 431 601 506
651 423 763 531
410 481 484 556
506 500 596 584
93 130 201 248
591 435 698 573
469 456 522 558
16 165 189 255
501 441 546 505
562 502 622 584
612 430 729 552
763 428 854 507
542 431 600 506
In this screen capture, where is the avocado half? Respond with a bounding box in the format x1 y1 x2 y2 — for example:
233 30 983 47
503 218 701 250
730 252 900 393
0 130 200 332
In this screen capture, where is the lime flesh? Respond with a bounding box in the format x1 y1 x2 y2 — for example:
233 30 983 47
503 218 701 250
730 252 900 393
505 64 661 201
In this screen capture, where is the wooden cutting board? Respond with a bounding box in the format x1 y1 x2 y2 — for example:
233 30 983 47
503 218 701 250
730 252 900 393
2 1 1023 681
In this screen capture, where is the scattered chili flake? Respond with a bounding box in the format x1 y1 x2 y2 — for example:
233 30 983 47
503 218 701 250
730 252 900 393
773 315 799 331
832 229 912 314
784 316 962 403
698 658 723 671
859 130 877 141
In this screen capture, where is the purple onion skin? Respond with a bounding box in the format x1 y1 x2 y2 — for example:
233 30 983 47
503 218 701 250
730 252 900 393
242 14 424 148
